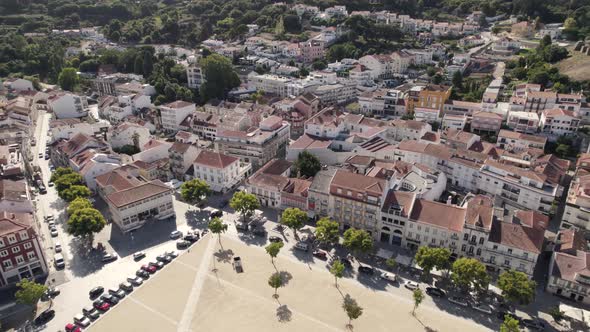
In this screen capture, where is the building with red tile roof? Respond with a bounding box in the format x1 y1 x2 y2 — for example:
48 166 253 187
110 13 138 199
191 150 250 193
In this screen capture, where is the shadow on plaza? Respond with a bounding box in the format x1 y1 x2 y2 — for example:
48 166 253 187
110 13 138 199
67 237 107 278
106 217 179 259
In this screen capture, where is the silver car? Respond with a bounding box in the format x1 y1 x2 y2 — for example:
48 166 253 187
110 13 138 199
74 313 91 327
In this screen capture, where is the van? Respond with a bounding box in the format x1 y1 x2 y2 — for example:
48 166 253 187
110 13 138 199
294 242 309 252
54 254 65 268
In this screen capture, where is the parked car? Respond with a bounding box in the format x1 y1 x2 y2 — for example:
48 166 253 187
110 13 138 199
44 286 60 298
119 281 133 292
92 299 110 311
65 323 82 332
157 255 172 263
235 222 249 232
184 233 200 242
209 209 223 218
331 256 352 269
404 281 419 290
497 311 521 323
127 277 143 286
448 296 468 307
34 309 55 325
522 319 545 330
251 227 267 236
38 153 43 158
133 251 146 261
471 302 492 314
109 288 126 299
141 265 157 273
165 251 178 258
170 230 183 239
54 243 62 253
50 228 58 237
44 153 50 160
294 242 309 252
425 287 446 297
177 240 190 249
136 269 150 279
54 253 65 269
312 249 327 260
44 215 54 221
82 306 100 320
358 266 374 275
150 261 164 269
269 236 283 243
101 253 118 262
100 293 119 305
89 286 104 299
380 272 397 282
73 313 91 327
48 181 54 187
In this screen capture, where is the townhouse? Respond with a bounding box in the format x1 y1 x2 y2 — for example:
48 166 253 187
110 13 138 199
98 94 151 124
0 211 47 287
0 179 33 214
96 165 175 233
506 111 540 134
245 159 295 209
108 122 151 150
539 108 580 140
562 155 590 230
471 111 503 134
496 130 547 151
190 150 251 193
48 92 89 119
186 64 205 89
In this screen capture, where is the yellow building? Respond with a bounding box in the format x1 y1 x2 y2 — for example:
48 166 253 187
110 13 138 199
406 84 452 114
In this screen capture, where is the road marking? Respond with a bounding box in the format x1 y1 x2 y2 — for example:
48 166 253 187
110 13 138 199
127 295 179 326
177 235 216 332
208 274 344 332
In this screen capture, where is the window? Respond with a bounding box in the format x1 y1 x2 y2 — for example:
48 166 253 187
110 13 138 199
479 237 484 245
7 235 16 244
493 245 498 250
471 235 476 243
476 248 482 256
408 232 413 238
417 225 422 231
431 238 436 244
415 234 420 240
23 242 32 250
15 256 24 264
0 250 7 257
504 260 510 266
11 247 20 254
461 244 466 252
463 233 469 241
523 252 528 259
507 248 513 254
19 232 28 240
3 260 12 268
519 263 525 270
0 239 4 247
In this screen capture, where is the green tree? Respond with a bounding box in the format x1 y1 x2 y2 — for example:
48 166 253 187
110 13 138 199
265 241 284 267
330 260 345 287
50 167 75 183
15 279 47 306
283 14 302 34
294 150 321 177
564 17 577 30
548 306 565 322
500 315 520 332
386 258 397 271
199 54 240 101
208 217 228 248
412 288 424 316
143 51 153 77
280 208 307 239
342 294 363 328
432 73 443 84
229 191 260 222
54 172 84 193
498 270 536 305
414 246 451 276
67 208 106 243
314 218 340 248
132 132 140 150
180 179 211 209
452 71 463 90
342 228 373 263
451 258 490 293
60 185 91 202
66 197 92 216
57 67 79 91
268 272 283 298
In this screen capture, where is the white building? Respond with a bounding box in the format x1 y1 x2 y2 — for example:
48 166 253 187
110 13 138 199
414 107 440 123
187 65 205 89
49 119 96 143
192 150 250 193
108 122 151 150
99 94 151 124
48 93 89 119
506 111 540 134
442 114 467 131
496 130 547 151
69 150 122 191
2 78 34 92
159 101 196 133
247 73 291 97
540 108 580 140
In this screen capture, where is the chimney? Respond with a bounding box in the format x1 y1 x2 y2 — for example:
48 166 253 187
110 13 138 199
446 195 452 205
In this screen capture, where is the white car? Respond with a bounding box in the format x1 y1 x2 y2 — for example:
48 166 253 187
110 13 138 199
127 276 143 286
170 230 183 239
50 228 58 237
404 281 419 290
74 313 91 327
54 243 62 253
380 272 397 283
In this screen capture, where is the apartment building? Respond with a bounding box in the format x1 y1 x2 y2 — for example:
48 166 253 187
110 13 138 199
168 141 200 180
546 229 590 304
98 94 151 124
49 118 96 143
247 73 291 97
48 93 89 119
442 114 467 131
496 130 547 151
245 159 293 208
443 100 482 117
307 168 337 219
0 212 47 286
96 165 174 233
159 101 196 133
313 82 357 106
562 155 590 230
187 64 205 89
68 149 122 191
406 84 452 113
191 150 250 193
414 107 440 123
471 111 502 134
51 133 109 168
0 180 33 214
506 111 540 134
329 170 387 235
540 108 580 140
215 116 290 170
300 39 326 63
108 122 151 150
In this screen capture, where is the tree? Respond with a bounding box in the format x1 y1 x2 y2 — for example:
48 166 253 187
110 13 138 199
294 151 321 177
314 218 340 248
268 272 283 298
564 17 577 30
230 191 260 222
452 71 463 90
54 172 84 193
208 217 228 248
143 51 153 77
497 270 536 305
265 241 284 267
15 279 47 306
67 208 106 243
50 167 75 182
330 260 345 287
500 315 520 332
414 246 451 276
432 73 443 84
342 294 363 328
548 306 565 322
199 54 240 101
280 208 307 239
283 14 302 34
60 185 91 202
342 228 373 262
451 258 490 293
67 197 92 216
412 289 424 316
386 258 397 271
58 67 79 91
132 132 140 150
180 179 211 208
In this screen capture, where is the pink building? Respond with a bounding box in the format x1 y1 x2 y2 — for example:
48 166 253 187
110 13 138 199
471 111 502 134
300 40 326 63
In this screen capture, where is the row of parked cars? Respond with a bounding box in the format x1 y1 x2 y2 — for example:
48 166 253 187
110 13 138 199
62 250 180 331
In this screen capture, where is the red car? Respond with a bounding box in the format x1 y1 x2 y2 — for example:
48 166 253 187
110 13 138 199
65 323 82 332
93 299 111 311
141 264 157 273
312 249 328 260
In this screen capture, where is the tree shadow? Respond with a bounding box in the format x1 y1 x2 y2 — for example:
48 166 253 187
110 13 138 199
276 304 292 323
214 248 234 265
278 271 293 286
414 315 439 332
